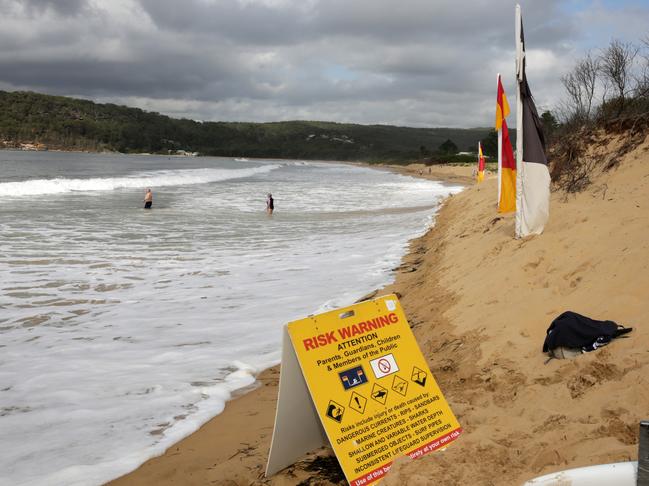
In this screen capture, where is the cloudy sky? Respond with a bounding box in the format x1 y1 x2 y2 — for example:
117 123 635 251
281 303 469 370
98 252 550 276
1 0 648 127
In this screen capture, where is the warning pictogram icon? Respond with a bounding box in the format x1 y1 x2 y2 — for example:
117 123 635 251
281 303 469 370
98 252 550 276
378 359 391 374
371 383 388 405
369 353 399 379
349 391 367 414
325 400 345 423
339 365 368 390
411 366 427 387
392 375 408 396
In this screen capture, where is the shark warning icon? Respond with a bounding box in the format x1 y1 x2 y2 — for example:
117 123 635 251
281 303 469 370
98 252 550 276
371 383 388 405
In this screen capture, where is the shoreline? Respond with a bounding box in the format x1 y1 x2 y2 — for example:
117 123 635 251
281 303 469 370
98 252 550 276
110 133 649 486
107 163 474 486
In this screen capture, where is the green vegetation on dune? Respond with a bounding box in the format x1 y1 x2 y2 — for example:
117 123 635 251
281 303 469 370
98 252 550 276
0 90 490 163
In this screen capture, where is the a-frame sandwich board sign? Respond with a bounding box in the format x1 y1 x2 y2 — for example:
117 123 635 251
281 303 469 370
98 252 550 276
266 294 462 485
265 324 328 476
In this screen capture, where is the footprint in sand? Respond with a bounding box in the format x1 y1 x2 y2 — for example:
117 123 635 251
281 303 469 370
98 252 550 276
566 361 623 398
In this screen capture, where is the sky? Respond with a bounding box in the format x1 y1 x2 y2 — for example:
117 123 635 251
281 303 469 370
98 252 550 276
1 0 648 128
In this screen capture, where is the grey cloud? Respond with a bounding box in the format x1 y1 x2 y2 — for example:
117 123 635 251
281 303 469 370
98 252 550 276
136 0 309 46
4 0 88 16
134 0 573 50
0 0 631 127
0 54 254 101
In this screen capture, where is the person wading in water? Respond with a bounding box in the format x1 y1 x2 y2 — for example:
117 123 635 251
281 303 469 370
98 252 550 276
144 188 153 209
266 193 274 215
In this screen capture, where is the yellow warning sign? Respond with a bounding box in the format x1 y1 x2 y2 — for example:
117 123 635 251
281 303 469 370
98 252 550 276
411 366 427 387
370 383 388 405
349 391 367 414
287 294 462 485
391 375 408 396
326 399 345 423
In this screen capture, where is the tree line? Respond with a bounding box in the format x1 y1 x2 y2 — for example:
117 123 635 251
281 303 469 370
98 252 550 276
0 90 489 164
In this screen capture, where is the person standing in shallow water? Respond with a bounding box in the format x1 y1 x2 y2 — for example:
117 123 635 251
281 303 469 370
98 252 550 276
266 193 274 214
144 188 153 209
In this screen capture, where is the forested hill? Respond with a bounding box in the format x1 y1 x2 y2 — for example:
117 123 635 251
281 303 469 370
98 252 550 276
0 90 489 163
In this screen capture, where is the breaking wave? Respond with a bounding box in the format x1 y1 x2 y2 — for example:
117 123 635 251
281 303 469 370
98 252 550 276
0 165 281 197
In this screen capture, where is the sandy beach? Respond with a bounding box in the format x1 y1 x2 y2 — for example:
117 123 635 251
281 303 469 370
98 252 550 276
109 130 649 485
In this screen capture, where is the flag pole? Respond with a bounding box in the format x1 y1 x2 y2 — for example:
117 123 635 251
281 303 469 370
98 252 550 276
476 140 480 182
497 73 502 207
478 141 481 182
515 4 523 238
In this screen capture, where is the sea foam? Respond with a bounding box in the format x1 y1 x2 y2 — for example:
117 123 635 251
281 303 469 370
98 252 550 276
0 165 280 197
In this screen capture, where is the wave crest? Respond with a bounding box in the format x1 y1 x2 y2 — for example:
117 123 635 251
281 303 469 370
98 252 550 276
0 165 280 197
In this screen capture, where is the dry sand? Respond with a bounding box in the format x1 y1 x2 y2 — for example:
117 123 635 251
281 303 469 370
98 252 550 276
109 134 649 485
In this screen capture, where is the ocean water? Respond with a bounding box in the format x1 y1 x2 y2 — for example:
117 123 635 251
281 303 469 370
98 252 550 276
0 151 462 486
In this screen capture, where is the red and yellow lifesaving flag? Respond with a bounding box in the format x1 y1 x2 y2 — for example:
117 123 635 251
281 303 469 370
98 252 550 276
477 141 485 182
495 76 510 131
496 75 516 213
